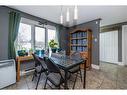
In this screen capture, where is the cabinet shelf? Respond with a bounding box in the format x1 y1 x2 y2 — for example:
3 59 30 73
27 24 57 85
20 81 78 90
71 44 87 47
71 37 87 40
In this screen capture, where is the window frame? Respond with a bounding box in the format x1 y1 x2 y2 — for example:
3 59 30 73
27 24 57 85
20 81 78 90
16 20 57 53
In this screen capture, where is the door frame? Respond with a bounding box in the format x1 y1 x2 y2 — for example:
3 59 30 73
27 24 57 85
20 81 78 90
122 25 127 66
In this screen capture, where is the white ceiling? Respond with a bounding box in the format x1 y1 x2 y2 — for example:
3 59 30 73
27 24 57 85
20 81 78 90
9 6 127 27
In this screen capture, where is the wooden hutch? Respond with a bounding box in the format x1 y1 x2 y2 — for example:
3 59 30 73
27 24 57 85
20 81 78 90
70 28 92 68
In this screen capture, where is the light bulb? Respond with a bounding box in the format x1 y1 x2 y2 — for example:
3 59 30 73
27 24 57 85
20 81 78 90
60 14 63 24
74 6 78 20
66 8 70 22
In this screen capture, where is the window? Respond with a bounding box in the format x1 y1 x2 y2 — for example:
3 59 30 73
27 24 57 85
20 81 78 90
16 19 58 54
35 27 45 50
16 23 32 50
48 29 57 42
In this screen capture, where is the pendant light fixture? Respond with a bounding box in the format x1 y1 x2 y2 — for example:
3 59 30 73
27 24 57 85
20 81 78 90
66 8 70 22
74 6 78 20
60 6 78 25
60 6 63 24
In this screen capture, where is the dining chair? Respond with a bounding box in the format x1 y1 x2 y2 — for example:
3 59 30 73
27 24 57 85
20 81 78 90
69 51 83 89
32 53 48 89
44 58 65 89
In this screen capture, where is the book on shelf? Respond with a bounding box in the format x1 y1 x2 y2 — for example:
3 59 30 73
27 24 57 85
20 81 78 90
82 39 87 44
71 40 76 44
72 46 76 51
72 33 77 38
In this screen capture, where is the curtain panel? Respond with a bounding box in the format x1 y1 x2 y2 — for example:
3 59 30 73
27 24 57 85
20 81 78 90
8 11 21 59
56 25 61 48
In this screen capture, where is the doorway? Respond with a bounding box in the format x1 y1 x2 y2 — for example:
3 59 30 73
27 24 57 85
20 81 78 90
100 30 118 64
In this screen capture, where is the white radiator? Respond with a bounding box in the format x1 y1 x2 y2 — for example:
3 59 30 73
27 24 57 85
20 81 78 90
0 59 16 89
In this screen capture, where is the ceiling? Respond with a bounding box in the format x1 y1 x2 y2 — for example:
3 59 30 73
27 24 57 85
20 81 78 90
9 6 127 27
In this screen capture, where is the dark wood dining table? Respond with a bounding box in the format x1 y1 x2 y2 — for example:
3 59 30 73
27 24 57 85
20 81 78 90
40 53 86 89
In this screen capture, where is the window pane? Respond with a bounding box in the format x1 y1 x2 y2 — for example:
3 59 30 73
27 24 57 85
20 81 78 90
48 29 56 42
20 43 31 49
18 23 31 42
17 23 32 50
35 27 45 49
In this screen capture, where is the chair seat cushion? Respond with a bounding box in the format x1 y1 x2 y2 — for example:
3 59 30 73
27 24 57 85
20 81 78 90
35 66 42 73
47 73 64 86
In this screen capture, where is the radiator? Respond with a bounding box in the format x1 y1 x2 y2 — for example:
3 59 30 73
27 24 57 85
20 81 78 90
0 59 16 89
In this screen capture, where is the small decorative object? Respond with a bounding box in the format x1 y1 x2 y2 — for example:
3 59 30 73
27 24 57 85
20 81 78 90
25 52 28 56
35 50 40 55
57 48 62 52
41 49 45 55
49 39 58 53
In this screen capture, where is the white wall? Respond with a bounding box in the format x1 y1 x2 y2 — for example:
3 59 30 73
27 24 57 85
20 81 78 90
100 30 118 64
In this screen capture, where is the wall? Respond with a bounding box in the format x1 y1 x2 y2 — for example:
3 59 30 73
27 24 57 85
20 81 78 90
0 7 9 60
118 27 122 62
0 6 68 60
67 19 100 65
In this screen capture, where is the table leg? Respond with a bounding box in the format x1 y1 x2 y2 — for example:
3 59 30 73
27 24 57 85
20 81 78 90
17 60 20 82
83 60 86 89
64 70 68 89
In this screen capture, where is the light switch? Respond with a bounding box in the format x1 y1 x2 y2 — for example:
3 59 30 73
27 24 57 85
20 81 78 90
96 21 98 24
94 38 98 42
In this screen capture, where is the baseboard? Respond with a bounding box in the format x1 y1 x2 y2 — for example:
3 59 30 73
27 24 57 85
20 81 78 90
20 69 34 76
100 61 124 66
91 64 100 70
118 62 125 66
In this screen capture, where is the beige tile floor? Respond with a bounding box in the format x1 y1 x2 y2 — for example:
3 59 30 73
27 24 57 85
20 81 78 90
3 62 127 89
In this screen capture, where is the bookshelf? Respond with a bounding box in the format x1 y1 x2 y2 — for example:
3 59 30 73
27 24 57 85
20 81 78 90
70 29 92 68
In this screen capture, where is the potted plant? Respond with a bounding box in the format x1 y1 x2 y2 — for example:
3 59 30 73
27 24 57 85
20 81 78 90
48 39 58 53
17 47 27 56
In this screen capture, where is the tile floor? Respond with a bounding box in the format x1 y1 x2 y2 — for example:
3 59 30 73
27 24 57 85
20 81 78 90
3 62 127 89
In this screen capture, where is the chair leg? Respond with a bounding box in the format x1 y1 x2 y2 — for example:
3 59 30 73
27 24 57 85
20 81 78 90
32 71 36 81
35 73 41 89
44 77 48 89
79 69 82 82
72 73 78 89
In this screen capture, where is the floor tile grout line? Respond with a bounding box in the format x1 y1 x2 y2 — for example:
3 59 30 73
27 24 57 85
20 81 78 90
98 72 105 89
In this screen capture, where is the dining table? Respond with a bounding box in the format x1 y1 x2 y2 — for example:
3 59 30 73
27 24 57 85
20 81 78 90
40 53 87 89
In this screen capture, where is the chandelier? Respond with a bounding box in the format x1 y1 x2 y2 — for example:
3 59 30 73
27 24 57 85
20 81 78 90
60 6 78 25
